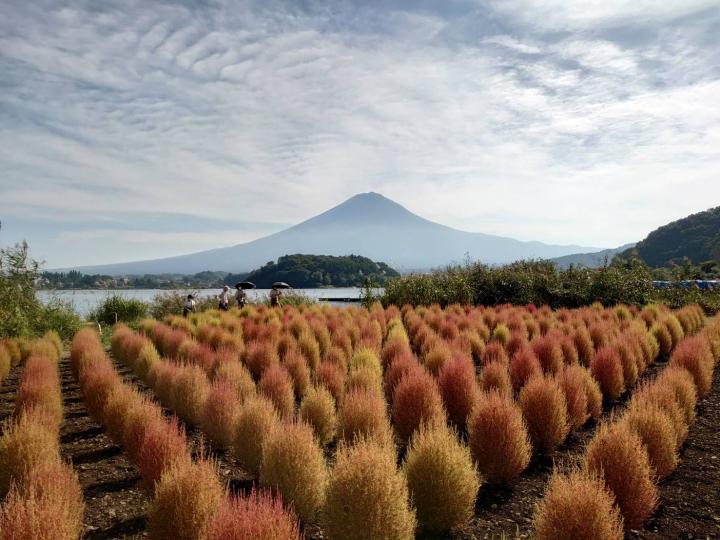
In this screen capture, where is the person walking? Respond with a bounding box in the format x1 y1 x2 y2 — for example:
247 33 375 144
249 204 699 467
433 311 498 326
269 286 282 307
182 294 196 318
218 285 231 311
235 285 247 308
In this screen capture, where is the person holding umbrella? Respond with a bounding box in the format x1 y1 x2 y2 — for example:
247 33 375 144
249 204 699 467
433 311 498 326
270 282 290 307
235 281 255 308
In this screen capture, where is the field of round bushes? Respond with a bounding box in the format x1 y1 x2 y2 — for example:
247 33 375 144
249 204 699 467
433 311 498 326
2 301 718 539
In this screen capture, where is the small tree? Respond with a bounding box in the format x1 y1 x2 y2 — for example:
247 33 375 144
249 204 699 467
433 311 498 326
0 241 42 337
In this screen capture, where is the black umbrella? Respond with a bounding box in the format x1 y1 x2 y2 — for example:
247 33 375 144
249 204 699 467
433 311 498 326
235 281 256 290
272 282 291 289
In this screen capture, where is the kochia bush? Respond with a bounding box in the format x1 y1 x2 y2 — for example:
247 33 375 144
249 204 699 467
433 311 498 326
259 364 296 419
467 391 531 483
233 397 280 476
201 380 240 448
0 462 84 540
148 458 225 540
324 438 416 540
338 388 393 447
260 420 328 523
392 367 446 442
205 489 301 540
669 336 714 397
438 355 480 429
533 470 623 540
509 346 542 392
585 423 658 531
403 425 479 532
519 375 569 454
299 385 337 446
621 404 678 480
591 346 625 400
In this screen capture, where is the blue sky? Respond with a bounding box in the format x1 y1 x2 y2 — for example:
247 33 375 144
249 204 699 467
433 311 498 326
1 0 719 268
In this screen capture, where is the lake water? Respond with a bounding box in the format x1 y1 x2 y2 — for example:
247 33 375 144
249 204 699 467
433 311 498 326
37 288 376 317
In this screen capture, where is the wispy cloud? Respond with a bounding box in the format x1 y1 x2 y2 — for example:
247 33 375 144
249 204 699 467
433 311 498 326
1 0 719 266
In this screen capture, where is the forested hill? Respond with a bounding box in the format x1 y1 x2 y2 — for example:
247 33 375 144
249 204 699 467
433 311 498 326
622 206 720 267
238 254 400 288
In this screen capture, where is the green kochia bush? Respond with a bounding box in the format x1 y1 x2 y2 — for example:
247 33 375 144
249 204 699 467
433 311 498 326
90 295 148 325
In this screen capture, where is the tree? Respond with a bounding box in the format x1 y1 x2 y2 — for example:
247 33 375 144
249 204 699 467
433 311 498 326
0 241 42 337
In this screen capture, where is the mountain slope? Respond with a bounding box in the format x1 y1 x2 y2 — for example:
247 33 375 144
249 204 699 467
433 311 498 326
623 206 720 267
70 193 601 275
550 243 636 269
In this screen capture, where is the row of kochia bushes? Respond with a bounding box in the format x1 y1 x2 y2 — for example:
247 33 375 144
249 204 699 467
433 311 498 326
0 332 64 385
0 332 85 539
105 301 705 537
70 328 302 539
533 315 720 539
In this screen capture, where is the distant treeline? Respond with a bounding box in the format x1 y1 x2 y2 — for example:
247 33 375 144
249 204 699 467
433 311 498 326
39 254 400 290
381 258 720 312
39 270 237 290
242 254 400 288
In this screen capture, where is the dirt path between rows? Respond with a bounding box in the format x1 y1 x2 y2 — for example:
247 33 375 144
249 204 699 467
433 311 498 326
58 359 149 539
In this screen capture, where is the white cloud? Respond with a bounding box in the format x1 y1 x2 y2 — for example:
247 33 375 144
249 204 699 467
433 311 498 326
0 0 719 266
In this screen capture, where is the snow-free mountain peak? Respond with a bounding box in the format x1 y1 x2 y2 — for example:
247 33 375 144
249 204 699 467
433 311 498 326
68 193 602 275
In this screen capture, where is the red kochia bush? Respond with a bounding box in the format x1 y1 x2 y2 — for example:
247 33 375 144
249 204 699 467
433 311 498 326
244 341 279 380
630 383 688 448
518 375 569 454
0 462 84 540
137 418 192 492
573 327 595 365
669 336 714 397
392 367 446 442
282 349 311 398
384 351 420 402
531 335 563 374
591 346 625 400
381 335 412 369
557 365 589 431
478 361 512 398
259 364 296 419
79 357 120 420
423 343 452 376
615 341 639 388
438 355 479 428
585 423 658 531
467 391 531 483
533 470 624 540
482 341 509 366
656 365 697 424
316 361 345 404
509 346 542 391
205 489 301 540
15 356 62 428
621 404 678 480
